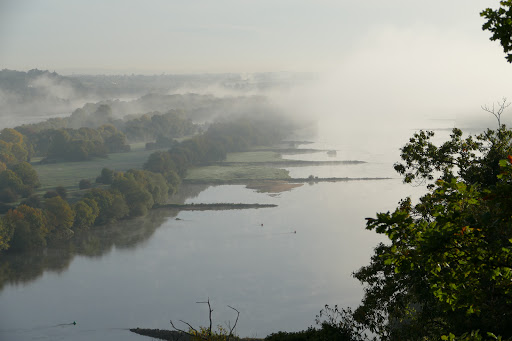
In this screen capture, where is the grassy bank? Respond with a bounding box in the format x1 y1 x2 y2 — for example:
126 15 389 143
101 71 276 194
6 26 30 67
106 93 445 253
31 145 362 195
32 146 167 192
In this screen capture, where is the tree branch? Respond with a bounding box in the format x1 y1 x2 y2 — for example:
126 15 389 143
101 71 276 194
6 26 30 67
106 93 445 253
196 298 213 337
227 305 240 341
481 97 511 128
170 319 206 340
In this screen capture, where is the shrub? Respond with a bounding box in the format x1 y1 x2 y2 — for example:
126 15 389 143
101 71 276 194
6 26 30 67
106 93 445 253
79 179 92 190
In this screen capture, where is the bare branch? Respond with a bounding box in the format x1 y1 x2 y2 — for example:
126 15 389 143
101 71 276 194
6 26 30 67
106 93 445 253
196 298 213 338
172 299 241 341
170 319 207 340
227 305 240 341
481 97 511 128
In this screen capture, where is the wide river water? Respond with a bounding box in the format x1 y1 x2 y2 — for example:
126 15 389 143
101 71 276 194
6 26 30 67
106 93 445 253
0 117 453 340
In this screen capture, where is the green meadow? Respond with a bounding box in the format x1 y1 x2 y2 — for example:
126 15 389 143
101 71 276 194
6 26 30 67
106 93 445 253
32 145 166 193
32 147 291 193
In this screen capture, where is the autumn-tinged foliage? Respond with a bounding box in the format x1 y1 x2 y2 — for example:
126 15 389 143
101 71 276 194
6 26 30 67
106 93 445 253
350 126 512 340
5 205 49 252
0 129 40 206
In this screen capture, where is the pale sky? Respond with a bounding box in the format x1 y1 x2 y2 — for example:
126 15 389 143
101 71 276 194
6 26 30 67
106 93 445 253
0 0 508 74
1 0 512 126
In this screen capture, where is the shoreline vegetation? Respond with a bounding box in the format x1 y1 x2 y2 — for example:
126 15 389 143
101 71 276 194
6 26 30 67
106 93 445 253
0 83 388 339
0 112 389 253
1 109 312 253
130 328 263 341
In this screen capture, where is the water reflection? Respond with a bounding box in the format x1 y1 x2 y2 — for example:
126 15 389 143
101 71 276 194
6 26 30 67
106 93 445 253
0 184 211 292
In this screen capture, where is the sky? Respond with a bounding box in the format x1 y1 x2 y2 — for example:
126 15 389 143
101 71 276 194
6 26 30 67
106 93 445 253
0 0 509 74
1 0 511 126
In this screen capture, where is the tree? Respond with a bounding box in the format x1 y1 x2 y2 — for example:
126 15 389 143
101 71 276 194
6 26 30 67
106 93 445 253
481 1 512 63
5 205 49 252
144 151 176 174
10 162 40 188
55 186 67 199
393 127 512 187
0 218 14 251
72 198 99 230
47 129 71 159
127 169 169 205
111 172 153 217
44 196 75 231
0 170 23 201
20 194 42 208
96 167 115 184
0 128 24 145
43 190 59 199
79 179 92 190
84 188 128 225
355 126 512 339
10 143 28 162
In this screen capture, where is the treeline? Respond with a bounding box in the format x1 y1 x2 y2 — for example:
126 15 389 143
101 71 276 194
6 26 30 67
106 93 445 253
0 129 40 209
13 105 198 160
21 103 197 141
123 109 197 143
0 117 293 253
143 116 290 177
18 123 130 162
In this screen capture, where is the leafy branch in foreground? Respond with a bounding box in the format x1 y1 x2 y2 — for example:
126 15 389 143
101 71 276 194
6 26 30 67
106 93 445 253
356 125 512 340
265 305 371 341
481 1 512 63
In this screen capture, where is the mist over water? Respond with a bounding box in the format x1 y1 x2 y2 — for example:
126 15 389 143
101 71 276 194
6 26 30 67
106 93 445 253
0 64 494 340
0 61 504 340
0 109 446 340
2 1 512 339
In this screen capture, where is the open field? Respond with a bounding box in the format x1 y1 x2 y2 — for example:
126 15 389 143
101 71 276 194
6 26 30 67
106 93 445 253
32 146 166 192
31 146 289 194
31 144 347 195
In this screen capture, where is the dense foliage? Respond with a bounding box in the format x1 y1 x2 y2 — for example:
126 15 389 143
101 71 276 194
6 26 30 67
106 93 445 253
17 104 198 144
265 306 368 341
348 126 512 340
0 128 40 210
123 110 197 142
16 123 130 162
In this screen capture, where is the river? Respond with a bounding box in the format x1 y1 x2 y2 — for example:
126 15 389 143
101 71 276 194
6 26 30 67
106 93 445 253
0 117 452 340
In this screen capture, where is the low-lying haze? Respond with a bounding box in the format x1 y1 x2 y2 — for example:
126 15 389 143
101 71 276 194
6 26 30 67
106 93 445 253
1 0 511 129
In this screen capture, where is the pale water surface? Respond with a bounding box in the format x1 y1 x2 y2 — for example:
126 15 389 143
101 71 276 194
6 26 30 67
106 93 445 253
0 118 452 340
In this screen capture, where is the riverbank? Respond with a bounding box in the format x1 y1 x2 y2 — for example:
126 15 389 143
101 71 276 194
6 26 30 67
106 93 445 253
130 328 263 340
154 203 278 210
